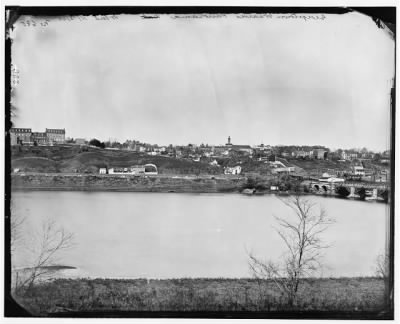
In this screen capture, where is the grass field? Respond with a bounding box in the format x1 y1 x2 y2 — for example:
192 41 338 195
13 277 386 316
289 159 352 174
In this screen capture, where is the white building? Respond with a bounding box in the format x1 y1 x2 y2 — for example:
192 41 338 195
209 159 219 166
107 164 157 175
99 168 107 174
224 165 242 175
108 167 134 175
352 166 365 176
294 150 308 158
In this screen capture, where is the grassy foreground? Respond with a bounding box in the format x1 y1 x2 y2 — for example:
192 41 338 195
13 277 386 316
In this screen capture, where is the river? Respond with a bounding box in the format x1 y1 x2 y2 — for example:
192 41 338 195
11 191 389 279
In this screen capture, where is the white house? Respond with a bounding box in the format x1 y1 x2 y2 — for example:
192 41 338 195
224 165 242 175
209 159 219 166
352 166 365 176
99 168 107 174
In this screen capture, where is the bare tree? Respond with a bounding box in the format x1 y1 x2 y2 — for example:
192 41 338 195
375 252 389 279
11 213 25 253
13 218 75 293
249 195 334 307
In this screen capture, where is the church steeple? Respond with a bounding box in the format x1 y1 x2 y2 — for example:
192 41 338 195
226 136 232 146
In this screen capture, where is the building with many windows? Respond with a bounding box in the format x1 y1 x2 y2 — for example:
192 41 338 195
46 128 66 144
10 127 66 145
10 128 32 145
31 132 47 145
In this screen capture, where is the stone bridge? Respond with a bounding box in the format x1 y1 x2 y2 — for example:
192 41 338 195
308 181 389 200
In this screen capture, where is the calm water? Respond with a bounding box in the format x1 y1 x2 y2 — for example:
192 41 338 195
11 191 389 279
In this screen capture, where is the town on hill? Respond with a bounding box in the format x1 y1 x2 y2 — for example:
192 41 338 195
10 129 391 200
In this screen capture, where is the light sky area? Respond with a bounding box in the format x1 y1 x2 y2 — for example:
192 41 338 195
11 12 394 151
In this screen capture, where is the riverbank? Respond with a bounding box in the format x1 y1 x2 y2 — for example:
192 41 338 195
13 277 387 316
11 174 246 193
11 174 389 203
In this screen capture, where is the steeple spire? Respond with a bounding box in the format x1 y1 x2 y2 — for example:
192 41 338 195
226 136 232 146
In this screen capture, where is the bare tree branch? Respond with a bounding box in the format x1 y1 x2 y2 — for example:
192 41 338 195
249 195 334 307
12 217 75 294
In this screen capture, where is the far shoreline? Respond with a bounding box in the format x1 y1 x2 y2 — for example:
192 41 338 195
10 173 389 203
10 185 388 204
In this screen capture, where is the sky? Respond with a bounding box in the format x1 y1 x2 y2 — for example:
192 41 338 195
10 12 394 151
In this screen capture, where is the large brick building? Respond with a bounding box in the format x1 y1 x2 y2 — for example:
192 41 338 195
31 132 47 145
10 128 32 145
45 128 66 144
10 127 65 145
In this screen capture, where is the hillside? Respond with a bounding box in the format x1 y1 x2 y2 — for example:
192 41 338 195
11 145 222 175
288 158 353 176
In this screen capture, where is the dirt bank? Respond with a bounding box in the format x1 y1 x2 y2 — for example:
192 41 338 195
11 174 246 193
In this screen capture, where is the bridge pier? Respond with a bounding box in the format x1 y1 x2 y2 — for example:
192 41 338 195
372 188 378 199
348 186 356 198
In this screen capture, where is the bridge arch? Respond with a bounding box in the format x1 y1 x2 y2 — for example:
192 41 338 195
335 186 350 198
356 187 366 200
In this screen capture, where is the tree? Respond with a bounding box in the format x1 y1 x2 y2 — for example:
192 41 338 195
11 213 25 254
13 218 74 294
89 138 105 149
375 252 389 279
375 250 391 308
249 195 334 307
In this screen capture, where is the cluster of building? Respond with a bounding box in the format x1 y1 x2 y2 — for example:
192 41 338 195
76 135 389 168
10 128 66 146
11 129 389 182
290 149 327 160
285 147 389 163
